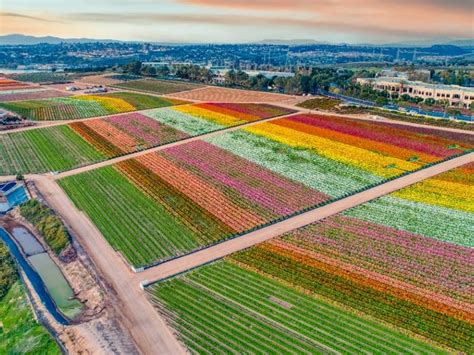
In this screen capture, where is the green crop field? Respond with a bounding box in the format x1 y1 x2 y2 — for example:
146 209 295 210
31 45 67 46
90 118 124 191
114 79 204 94
104 91 188 110
0 125 105 174
58 166 200 266
10 72 74 83
149 261 442 354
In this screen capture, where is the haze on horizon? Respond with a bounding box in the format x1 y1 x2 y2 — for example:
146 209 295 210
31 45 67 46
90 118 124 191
0 0 473 44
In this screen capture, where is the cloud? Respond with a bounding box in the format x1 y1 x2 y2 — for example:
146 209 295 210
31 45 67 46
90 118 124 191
175 0 473 38
181 0 473 12
64 10 472 38
0 11 58 22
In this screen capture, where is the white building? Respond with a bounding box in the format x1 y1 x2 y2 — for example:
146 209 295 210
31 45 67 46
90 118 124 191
357 77 474 108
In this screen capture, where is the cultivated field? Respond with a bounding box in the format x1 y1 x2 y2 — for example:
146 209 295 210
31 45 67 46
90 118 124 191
0 125 105 174
70 103 293 155
167 86 305 104
149 261 445 354
345 164 474 246
0 103 292 174
58 113 473 267
114 79 204 94
147 163 473 354
0 92 186 121
0 78 36 91
9 72 75 84
0 88 72 102
78 74 125 86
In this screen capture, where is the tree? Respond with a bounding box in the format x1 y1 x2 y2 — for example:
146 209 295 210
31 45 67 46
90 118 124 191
235 70 249 86
375 97 389 106
124 60 142 75
156 66 170 77
224 70 237 86
425 98 435 106
142 65 157 76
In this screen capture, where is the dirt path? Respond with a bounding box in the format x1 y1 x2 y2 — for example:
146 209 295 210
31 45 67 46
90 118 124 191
53 111 301 179
138 152 474 285
29 175 186 355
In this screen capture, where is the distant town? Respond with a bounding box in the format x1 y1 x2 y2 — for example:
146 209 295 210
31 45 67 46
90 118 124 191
1 38 472 122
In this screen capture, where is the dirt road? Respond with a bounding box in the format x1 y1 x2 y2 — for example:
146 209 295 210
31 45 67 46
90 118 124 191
138 152 474 285
53 111 301 179
30 175 186 355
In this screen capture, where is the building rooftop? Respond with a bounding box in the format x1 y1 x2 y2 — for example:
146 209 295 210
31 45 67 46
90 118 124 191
362 77 474 93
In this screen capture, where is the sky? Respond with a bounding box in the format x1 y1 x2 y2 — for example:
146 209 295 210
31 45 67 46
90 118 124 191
1 0 473 44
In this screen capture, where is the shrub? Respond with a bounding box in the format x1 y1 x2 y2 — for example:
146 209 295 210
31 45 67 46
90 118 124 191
19 199 70 255
0 242 17 300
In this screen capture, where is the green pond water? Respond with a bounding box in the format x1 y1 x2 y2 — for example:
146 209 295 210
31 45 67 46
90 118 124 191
27 253 82 319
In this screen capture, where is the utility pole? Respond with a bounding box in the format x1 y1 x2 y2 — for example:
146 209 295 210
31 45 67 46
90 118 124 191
412 48 417 63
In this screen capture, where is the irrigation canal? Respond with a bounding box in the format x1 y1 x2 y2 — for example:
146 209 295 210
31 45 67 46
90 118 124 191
0 227 71 325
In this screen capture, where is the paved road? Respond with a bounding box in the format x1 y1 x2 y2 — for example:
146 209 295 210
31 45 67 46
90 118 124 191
138 152 474 285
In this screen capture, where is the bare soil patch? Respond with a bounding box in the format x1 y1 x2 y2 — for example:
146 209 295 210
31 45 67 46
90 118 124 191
168 86 306 104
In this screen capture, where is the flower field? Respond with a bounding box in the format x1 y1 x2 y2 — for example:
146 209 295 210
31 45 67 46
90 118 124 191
0 125 105 174
0 102 293 174
58 113 473 267
113 79 204 94
148 164 473 353
9 72 74 84
0 88 72 102
67 103 292 156
69 113 190 156
0 92 186 120
148 261 446 354
345 164 474 246
143 102 294 135
0 78 34 91
59 141 329 266
207 113 473 197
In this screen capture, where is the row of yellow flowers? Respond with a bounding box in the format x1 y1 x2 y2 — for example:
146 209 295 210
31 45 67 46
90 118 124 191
174 104 246 127
394 172 474 213
75 95 136 113
244 121 420 178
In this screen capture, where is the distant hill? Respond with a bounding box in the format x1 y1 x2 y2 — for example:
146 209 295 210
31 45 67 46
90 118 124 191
2 34 473 49
427 44 470 55
254 39 330 46
0 34 122 45
446 39 474 48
